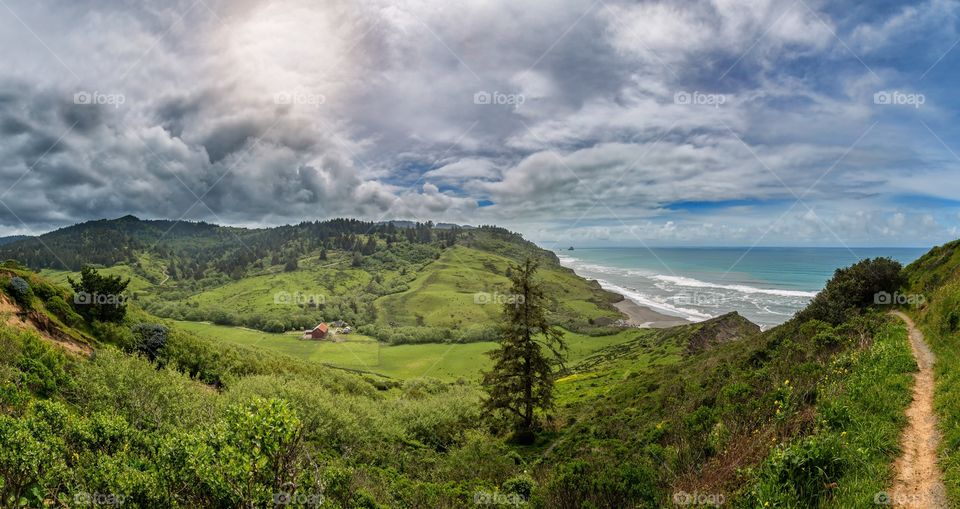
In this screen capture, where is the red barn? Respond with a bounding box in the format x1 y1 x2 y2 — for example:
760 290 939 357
306 323 329 340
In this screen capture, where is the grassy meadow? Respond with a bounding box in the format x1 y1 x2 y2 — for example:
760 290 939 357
174 320 649 381
41 264 156 293
374 245 620 330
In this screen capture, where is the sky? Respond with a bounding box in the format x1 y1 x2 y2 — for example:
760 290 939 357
0 0 958 247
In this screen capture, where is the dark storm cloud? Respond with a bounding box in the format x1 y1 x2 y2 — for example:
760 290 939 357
61 102 106 134
200 119 265 164
0 116 31 136
0 0 955 245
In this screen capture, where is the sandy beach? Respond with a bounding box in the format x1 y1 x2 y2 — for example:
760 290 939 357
614 298 692 328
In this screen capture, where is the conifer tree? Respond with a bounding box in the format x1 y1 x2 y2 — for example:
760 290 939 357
482 258 566 441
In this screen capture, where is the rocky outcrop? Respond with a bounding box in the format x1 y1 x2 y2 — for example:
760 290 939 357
684 311 761 354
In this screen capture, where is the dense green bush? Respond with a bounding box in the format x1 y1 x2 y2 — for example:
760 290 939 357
130 323 169 360
502 473 535 500
358 324 502 344
91 321 135 350
0 326 71 397
359 324 453 344
537 460 658 509
6 276 33 308
68 266 130 323
752 433 847 506
66 348 216 432
0 400 70 507
171 398 311 507
46 295 84 327
798 257 905 324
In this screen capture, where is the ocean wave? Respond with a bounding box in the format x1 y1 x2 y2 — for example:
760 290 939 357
651 275 818 298
558 253 813 326
593 279 714 322
558 255 656 278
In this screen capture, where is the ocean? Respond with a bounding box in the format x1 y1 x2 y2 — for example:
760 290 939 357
555 247 928 328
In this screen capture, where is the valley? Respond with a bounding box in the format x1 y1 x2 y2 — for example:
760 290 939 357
0 217 957 507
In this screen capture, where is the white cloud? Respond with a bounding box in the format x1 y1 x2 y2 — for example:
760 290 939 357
851 0 960 55
0 0 955 246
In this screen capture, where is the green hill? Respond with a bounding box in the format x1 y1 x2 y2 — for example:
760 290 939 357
903 239 960 504
14 217 622 341
1 218 956 507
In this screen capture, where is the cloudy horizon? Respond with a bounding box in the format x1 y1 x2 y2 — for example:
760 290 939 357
1 0 959 247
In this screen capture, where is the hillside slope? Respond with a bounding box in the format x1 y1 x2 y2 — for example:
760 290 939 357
14 217 624 340
904 239 960 505
534 272 918 507
1 230 950 507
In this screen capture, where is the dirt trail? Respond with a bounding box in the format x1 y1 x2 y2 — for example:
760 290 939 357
889 311 947 508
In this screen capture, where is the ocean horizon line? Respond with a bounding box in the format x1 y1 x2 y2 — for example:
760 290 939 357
544 245 933 250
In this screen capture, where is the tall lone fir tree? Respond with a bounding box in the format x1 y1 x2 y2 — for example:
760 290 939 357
482 258 566 442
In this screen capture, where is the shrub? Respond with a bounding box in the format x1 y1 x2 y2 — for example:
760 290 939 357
539 460 658 508
502 473 535 500
437 430 520 484
7 276 33 308
66 348 214 432
27 276 59 301
0 400 70 507
172 398 307 506
798 258 905 325
91 321 135 350
46 295 83 327
131 323 169 361
264 320 286 333
209 309 237 326
1 259 26 270
358 324 453 344
752 433 847 506
0 327 70 397
68 266 130 323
